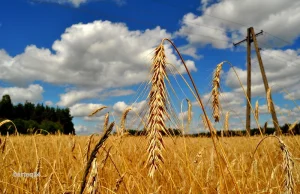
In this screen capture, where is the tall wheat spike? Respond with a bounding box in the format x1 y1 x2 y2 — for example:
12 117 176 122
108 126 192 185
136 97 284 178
224 112 229 136
84 158 98 194
146 41 169 178
103 112 109 132
212 62 223 122
267 88 272 113
120 107 132 135
278 139 295 194
88 106 108 117
201 114 209 131
255 100 259 121
186 99 192 132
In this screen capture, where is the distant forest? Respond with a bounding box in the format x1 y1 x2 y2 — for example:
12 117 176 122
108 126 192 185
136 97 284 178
0 94 75 135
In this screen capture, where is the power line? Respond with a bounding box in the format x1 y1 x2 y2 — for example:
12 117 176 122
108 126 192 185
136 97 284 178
151 0 295 47
30 0 233 45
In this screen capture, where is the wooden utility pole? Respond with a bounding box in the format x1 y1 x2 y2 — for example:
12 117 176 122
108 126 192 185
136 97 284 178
233 27 263 135
234 27 280 135
250 27 281 135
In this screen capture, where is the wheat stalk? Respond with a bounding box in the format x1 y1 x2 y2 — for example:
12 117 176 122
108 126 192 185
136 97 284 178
288 121 297 133
212 62 223 122
83 134 94 164
80 122 114 194
120 107 132 136
113 173 126 192
0 119 17 133
88 106 108 117
255 100 259 121
146 41 169 178
35 158 41 192
103 112 109 132
186 99 192 131
224 112 229 136
201 114 208 130
278 139 295 194
84 158 98 194
267 87 272 113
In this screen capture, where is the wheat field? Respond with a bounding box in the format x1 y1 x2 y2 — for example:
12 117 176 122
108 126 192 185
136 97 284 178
0 39 299 194
0 134 299 193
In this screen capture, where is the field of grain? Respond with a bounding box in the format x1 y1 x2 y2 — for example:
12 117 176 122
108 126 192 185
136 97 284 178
0 134 299 193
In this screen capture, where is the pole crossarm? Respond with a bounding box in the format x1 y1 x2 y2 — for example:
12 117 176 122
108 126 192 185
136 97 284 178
233 30 263 46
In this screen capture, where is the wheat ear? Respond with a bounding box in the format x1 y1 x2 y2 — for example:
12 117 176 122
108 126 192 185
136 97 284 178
103 112 109 132
255 100 259 121
186 99 192 131
120 107 132 135
267 88 272 113
88 106 108 117
0 119 17 133
146 42 169 178
83 134 94 164
84 158 98 194
80 122 114 194
212 62 223 122
278 139 295 194
224 112 229 136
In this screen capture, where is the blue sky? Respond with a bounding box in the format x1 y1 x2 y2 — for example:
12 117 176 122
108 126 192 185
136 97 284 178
0 0 300 134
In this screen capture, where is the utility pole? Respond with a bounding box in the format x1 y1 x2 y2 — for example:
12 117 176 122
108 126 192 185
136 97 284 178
233 27 263 136
234 27 281 136
250 27 281 135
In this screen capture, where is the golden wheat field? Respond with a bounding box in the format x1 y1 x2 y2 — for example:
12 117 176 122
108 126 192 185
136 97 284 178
0 134 299 194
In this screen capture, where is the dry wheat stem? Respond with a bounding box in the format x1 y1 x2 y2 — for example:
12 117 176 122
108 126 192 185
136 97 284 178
267 88 272 113
120 107 132 135
80 122 114 194
186 99 192 132
146 41 169 178
103 112 109 132
278 139 295 194
224 112 229 135
84 158 98 194
0 119 17 133
255 100 259 121
288 121 297 133
84 134 94 164
251 136 295 194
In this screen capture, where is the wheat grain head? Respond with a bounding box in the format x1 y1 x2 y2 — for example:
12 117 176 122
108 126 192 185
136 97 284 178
212 62 223 122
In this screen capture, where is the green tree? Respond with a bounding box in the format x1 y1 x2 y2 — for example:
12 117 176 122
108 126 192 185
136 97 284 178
0 94 14 119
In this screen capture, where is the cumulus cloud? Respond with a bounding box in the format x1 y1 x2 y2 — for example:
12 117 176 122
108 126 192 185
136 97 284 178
57 89 101 107
74 125 88 133
225 49 300 97
284 89 300 100
177 0 300 48
0 21 196 105
0 84 44 104
70 103 106 117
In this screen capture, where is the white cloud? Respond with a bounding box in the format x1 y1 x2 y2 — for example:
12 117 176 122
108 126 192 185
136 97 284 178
284 89 300 100
0 20 196 103
178 45 203 59
74 125 88 133
225 49 300 97
0 84 44 104
70 103 107 117
177 0 300 48
57 89 101 107
100 89 135 98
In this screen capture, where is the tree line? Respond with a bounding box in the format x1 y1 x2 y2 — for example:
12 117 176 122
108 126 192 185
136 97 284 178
0 94 75 135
